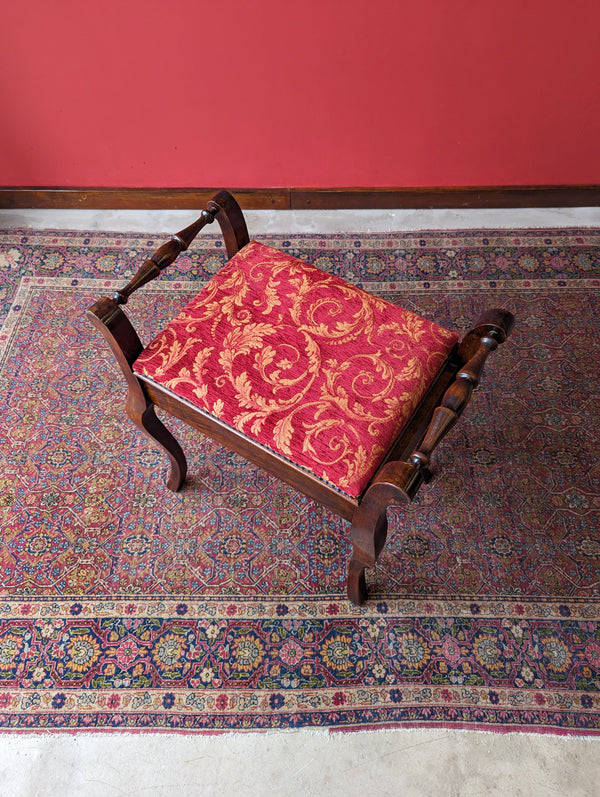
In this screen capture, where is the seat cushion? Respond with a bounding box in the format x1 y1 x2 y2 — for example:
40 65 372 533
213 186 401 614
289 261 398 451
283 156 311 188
133 241 459 498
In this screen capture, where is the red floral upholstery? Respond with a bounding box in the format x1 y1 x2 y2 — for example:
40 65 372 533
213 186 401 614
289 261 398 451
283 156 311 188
133 241 459 498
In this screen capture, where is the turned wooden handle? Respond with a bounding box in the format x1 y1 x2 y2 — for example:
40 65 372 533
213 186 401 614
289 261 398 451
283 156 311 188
112 209 216 304
408 334 496 473
408 308 514 477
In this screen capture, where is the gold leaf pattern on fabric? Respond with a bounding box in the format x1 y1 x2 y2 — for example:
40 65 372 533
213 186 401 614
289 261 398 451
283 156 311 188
134 241 459 497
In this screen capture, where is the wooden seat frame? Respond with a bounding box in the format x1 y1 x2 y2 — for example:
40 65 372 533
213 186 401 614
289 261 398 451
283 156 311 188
87 190 514 605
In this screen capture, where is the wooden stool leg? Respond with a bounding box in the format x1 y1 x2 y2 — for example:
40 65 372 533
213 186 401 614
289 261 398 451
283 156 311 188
347 554 370 606
87 299 189 492
348 504 389 605
127 394 187 492
347 463 421 605
347 496 388 606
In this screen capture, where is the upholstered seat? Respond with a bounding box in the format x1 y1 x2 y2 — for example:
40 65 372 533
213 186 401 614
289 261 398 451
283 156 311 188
88 190 514 604
133 240 459 498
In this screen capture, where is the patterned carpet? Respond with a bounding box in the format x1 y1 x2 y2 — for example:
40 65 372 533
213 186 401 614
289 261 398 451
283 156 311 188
0 227 599 733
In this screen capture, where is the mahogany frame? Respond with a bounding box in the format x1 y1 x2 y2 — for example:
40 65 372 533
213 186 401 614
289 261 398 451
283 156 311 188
87 190 514 605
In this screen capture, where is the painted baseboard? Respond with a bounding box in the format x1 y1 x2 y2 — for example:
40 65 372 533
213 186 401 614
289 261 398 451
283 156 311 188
1 185 599 210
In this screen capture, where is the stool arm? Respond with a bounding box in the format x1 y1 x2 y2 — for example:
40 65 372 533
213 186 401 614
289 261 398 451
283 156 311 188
111 189 250 305
87 189 251 381
347 308 514 605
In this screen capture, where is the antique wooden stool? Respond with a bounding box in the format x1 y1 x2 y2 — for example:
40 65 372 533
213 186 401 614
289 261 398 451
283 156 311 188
88 190 514 604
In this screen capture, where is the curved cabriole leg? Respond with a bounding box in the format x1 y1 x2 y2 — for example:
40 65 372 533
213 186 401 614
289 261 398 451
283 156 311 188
87 302 189 492
126 393 188 491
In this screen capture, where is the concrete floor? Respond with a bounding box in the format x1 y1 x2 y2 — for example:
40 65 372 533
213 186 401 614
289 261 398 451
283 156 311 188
1 728 599 797
2 205 600 234
1 205 599 796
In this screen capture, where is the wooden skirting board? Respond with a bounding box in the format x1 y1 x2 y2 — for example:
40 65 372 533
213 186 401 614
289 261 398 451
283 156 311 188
1 185 599 210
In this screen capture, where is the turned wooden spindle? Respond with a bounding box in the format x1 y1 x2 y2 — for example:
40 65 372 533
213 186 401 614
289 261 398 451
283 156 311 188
112 209 216 305
408 330 502 477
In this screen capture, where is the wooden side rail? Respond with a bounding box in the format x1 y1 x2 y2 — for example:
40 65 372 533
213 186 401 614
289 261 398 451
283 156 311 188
207 190 251 258
86 191 250 492
347 308 515 604
87 190 249 370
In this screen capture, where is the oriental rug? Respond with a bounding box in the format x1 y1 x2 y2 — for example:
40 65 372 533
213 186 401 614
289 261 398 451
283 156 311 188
0 227 599 734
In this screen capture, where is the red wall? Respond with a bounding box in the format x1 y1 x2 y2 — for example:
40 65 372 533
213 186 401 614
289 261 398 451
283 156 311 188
2 0 600 188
